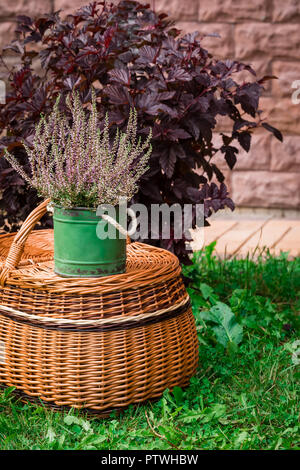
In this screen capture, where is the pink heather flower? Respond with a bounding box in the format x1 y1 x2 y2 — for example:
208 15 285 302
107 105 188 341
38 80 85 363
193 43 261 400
3 90 152 208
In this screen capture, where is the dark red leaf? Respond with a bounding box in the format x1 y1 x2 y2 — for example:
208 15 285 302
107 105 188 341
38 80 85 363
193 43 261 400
262 123 283 142
238 132 251 152
108 68 131 86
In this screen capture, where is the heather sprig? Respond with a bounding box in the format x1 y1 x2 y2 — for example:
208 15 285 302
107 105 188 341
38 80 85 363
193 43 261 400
3 91 152 208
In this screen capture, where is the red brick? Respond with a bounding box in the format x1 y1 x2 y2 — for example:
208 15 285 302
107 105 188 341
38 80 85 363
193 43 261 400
0 22 17 52
234 59 272 93
235 23 300 61
54 0 89 16
199 0 269 22
260 97 300 135
236 134 272 170
272 61 300 98
153 0 198 20
55 0 198 19
212 133 271 171
272 0 300 23
177 22 234 59
231 171 300 208
0 0 51 17
214 115 235 133
271 136 300 172
236 60 271 83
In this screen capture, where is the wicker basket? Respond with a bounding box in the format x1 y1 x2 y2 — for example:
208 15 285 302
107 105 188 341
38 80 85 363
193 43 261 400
0 200 198 415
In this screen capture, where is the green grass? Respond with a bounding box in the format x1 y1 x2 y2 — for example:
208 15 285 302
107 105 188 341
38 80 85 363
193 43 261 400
0 244 299 450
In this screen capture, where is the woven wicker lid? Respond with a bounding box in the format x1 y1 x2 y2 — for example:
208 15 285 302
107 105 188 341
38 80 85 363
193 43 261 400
0 229 181 294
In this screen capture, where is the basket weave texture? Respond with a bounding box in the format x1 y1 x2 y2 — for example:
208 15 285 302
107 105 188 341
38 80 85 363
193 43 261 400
0 200 198 413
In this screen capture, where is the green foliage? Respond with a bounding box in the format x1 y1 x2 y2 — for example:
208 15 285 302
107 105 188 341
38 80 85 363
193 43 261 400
200 302 243 348
0 245 299 450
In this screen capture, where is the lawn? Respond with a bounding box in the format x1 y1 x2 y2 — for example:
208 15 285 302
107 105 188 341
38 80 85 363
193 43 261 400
0 243 299 450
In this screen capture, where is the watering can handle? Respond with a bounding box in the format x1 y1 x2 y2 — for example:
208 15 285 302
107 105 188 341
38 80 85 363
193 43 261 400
0 198 50 286
101 207 138 238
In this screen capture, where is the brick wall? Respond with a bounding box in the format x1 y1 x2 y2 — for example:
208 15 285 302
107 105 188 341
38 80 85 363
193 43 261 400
1 0 299 210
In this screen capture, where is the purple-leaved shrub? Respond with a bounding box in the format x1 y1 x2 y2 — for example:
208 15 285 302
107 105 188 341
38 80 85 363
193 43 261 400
0 0 282 261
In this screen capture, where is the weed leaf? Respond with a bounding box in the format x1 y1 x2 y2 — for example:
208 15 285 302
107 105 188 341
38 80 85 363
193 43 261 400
207 302 243 347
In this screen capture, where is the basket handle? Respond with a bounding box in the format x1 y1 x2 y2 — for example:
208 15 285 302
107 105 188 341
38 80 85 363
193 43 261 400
0 198 50 286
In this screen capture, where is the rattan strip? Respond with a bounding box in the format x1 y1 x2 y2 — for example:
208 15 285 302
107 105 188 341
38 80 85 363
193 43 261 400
0 294 190 328
0 240 182 295
0 200 50 286
0 302 190 332
0 276 186 319
0 229 54 263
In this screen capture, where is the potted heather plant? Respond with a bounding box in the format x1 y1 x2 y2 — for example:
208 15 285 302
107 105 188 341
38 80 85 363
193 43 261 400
0 1 283 262
3 91 152 277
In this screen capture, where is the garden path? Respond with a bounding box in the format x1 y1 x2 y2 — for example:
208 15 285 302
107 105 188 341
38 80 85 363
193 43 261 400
194 219 300 258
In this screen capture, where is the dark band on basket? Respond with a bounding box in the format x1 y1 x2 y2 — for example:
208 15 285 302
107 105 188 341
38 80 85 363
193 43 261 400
0 299 191 332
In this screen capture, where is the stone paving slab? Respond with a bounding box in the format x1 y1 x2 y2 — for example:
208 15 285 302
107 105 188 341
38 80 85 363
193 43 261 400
194 219 300 258
197 218 300 258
